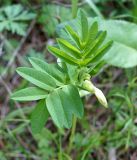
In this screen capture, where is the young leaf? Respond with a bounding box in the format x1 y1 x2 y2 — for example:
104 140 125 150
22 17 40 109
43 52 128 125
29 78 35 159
29 57 65 85
11 87 48 101
16 67 56 91
84 31 107 58
65 25 81 48
57 38 81 58
85 22 98 48
90 40 113 63
83 41 113 66
77 9 88 42
31 100 49 134
86 21 98 45
46 84 84 128
48 46 80 65
88 61 105 75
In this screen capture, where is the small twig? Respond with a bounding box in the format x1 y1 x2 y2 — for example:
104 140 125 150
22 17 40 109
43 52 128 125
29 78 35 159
0 77 11 94
67 116 77 154
0 36 4 57
108 148 117 160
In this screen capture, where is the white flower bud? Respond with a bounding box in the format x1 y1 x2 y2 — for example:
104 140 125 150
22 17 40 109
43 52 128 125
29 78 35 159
94 86 108 108
82 80 108 108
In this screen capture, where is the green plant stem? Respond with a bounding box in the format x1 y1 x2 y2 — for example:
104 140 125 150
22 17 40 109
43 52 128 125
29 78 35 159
58 130 63 160
85 0 104 18
67 116 77 154
71 0 79 18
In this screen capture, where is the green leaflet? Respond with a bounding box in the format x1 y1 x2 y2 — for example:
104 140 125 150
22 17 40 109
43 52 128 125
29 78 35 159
65 25 81 48
16 67 56 91
88 61 105 75
83 31 106 58
31 100 49 134
90 40 113 63
87 21 98 44
83 41 113 65
59 84 84 118
29 57 65 85
46 84 84 128
85 21 98 50
11 87 48 101
48 46 80 65
57 38 81 58
77 9 88 42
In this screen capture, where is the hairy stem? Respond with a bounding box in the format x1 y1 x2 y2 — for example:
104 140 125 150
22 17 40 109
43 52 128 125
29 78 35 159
67 116 77 154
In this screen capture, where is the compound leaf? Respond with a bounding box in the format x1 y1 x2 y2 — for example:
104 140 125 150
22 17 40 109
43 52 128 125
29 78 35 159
57 18 137 68
0 4 35 35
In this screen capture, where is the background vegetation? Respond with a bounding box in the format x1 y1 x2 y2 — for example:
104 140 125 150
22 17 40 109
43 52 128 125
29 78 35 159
0 0 137 160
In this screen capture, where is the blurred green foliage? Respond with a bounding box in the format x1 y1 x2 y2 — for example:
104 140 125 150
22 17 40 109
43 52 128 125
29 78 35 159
0 0 137 160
